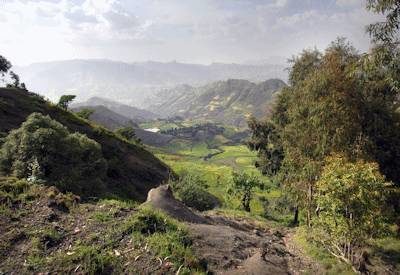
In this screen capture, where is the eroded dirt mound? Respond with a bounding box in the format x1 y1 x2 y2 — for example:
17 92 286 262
145 185 209 224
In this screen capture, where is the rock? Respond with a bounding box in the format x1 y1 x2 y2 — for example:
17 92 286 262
145 185 209 224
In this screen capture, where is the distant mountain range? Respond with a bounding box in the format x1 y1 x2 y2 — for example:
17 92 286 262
14 59 287 106
148 79 286 127
71 103 173 146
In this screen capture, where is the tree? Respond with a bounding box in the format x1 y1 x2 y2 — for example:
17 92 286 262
0 113 107 196
76 108 94 120
115 126 141 144
228 172 265 212
57 95 76 110
366 0 400 44
313 155 390 267
0 55 11 77
247 116 283 177
8 71 20 87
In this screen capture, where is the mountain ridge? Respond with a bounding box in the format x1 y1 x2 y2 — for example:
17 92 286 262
149 78 286 127
14 59 287 106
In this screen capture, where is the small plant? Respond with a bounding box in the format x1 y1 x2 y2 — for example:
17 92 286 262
228 171 266 212
52 244 120 274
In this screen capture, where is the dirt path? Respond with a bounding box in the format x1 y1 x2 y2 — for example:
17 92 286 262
146 185 323 274
187 214 323 274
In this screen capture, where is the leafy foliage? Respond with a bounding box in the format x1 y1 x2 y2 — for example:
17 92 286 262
228 172 265 212
367 0 400 44
115 126 141 144
57 95 76 110
313 155 390 264
247 116 283 177
0 55 11 77
75 108 94 120
250 38 400 227
0 113 107 196
171 172 219 211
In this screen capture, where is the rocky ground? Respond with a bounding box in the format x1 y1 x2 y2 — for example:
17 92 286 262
146 185 323 274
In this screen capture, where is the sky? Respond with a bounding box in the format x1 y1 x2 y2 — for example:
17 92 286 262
0 0 381 66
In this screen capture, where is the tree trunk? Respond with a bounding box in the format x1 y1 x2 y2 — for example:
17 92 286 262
293 205 299 226
242 194 250 212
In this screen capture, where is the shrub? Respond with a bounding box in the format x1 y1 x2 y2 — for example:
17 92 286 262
124 207 180 235
172 172 219 211
313 154 391 265
0 113 107 196
227 172 266 212
178 184 218 211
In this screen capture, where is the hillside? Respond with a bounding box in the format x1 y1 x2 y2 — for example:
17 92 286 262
14 60 287 106
72 105 174 146
72 97 158 123
0 88 170 201
149 79 286 127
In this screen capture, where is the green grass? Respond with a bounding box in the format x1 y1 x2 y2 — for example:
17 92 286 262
154 141 279 218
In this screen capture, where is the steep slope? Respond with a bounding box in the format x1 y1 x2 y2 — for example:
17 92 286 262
73 97 158 122
149 79 286 127
0 88 170 201
72 105 174 146
72 105 138 129
14 59 287 106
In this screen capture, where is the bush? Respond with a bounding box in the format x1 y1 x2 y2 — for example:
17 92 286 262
228 172 266 212
178 184 219 211
0 113 107 196
172 172 219 211
313 154 391 265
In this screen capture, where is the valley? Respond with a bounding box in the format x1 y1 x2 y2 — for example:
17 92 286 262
1 1 400 273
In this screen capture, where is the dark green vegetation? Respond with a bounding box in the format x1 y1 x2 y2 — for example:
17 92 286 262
170 173 220 212
228 172 266 212
0 177 202 274
248 1 400 271
57 95 76 110
0 88 170 201
148 78 286 127
0 55 26 90
0 113 107 196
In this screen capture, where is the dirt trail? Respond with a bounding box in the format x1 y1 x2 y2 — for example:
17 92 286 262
146 185 322 274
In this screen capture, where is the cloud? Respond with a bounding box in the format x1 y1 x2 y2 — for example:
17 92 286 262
0 0 380 66
64 8 98 25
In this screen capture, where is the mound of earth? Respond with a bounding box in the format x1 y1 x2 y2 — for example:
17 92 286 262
145 185 208 224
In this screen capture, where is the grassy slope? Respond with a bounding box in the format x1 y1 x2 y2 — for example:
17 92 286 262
0 177 202 274
0 88 170 201
152 139 281 217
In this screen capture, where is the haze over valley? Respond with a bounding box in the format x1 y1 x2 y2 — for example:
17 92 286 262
0 1 399 274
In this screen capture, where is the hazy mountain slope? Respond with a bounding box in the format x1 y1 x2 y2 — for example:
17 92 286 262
72 105 174 146
14 60 287 106
72 105 138 129
149 79 286 127
73 96 158 122
0 88 170 201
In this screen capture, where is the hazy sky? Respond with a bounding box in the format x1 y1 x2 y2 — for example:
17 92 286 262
0 0 380 66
